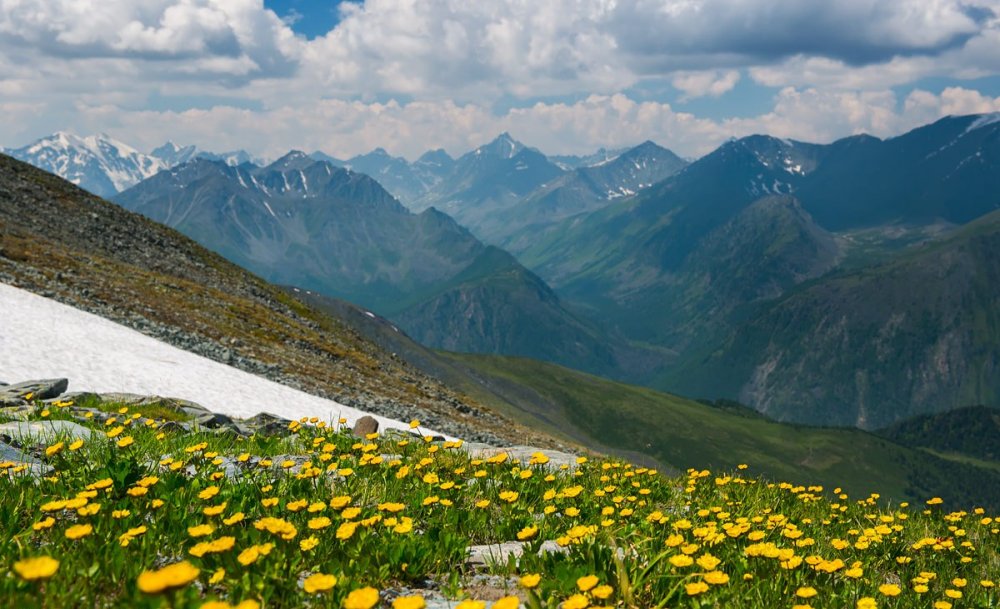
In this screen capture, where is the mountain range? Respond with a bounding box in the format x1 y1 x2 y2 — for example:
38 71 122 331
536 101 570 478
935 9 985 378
7 113 1000 432
2 132 262 197
111 152 629 376
517 113 1000 427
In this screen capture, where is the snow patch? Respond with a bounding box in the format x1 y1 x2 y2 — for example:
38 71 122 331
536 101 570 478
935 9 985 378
0 283 448 437
965 112 1000 133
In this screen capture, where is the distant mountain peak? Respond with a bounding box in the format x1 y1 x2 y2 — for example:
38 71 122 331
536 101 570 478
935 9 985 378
269 150 311 169
478 132 524 159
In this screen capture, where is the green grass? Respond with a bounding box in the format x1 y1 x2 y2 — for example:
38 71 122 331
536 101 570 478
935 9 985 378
439 353 1000 509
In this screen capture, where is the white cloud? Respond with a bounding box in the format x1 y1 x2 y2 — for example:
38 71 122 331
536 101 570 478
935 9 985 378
0 0 300 79
0 0 999 159
671 70 741 100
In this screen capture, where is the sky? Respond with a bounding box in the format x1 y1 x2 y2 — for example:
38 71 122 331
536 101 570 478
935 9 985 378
2 0 1000 160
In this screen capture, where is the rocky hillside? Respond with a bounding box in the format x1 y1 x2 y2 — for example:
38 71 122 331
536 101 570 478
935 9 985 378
0 152 558 447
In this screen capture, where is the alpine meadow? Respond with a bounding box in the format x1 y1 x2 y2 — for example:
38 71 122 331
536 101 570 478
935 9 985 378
2 1 1000 608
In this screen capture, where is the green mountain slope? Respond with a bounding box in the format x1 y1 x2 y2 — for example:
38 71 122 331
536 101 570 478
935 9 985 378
439 353 1000 509
876 405 1000 465
667 210 1000 428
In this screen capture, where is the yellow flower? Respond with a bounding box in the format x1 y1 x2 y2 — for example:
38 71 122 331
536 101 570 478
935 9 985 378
13 556 59 581
564 594 590 609
703 571 729 585
592 584 614 599
685 582 709 596
253 517 297 540
65 524 93 540
69 439 84 451
342 507 362 519
137 561 200 594
668 555 693 567
944 589 962 599
344 587 380 609
188 524 215 538
45 442 64 457
519 573 541 589
392 595 426 609
577 575 599 592
116 436 134 448
337 521 359 540
32 517 56 531
796 587 818 599
879 584 901 596
856 598 877 609
198 486 220 500
455 601 486 609
303 573 337 593
300 536 320 551
516 525 538 541
208 568 225 584
189 536 235 557
696 553 721 571
204 503 227 517
308 517 332 530
223 512 245 526
933 602 952 609
492 597 519 609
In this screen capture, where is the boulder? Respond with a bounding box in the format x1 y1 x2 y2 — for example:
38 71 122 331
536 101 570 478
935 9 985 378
352 415 379 438
245 412 293 436
0 378 68 402
466 540 567 568
0 441 51 477
0 420 95 444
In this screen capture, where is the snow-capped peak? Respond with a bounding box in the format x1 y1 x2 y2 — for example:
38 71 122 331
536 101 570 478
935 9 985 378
9 132 168 197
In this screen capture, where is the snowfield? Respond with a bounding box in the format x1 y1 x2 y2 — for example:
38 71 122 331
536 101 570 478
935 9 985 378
0 282 447 437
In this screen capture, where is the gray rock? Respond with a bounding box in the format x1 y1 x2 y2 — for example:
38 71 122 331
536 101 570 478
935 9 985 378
465 540 568 569
0 378 68 401
191 411 235 429
352 415 379 437
0 441 52 476
463 445 580 471
0 420 96 444
245 412 293 436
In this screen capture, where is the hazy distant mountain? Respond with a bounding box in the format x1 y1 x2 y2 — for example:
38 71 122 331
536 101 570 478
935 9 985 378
499 141 688 251
4 132 167 197
549 147 629 170
411 133 567 241
114 153 625 374
337 147 454 205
